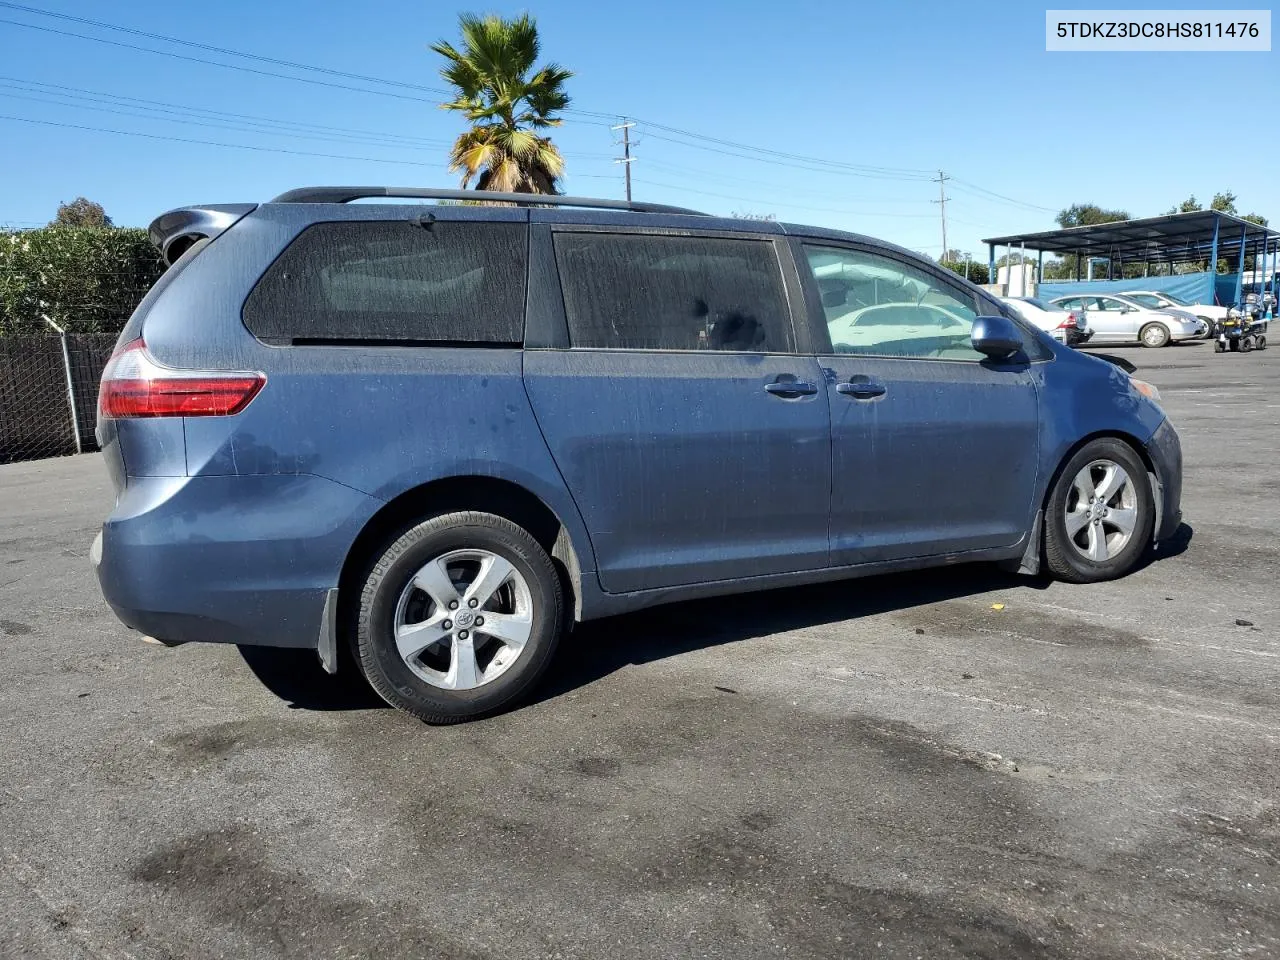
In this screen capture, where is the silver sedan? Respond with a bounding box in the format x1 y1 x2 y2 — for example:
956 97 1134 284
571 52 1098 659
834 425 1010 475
1049 294 1206 347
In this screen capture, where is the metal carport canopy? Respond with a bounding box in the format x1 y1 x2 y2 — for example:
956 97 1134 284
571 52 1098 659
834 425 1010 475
983 210 1278 263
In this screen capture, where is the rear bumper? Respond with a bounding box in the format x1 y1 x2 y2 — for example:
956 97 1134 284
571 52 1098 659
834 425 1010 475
93 473 380 649
1145 418 1183 542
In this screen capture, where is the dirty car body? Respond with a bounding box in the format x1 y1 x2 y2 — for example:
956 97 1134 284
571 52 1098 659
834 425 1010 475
91 188 1183 721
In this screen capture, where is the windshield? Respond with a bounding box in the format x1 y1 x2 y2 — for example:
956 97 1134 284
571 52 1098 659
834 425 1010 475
1017 297 1064 312
1161 292 1192 306
1126 294 1164 309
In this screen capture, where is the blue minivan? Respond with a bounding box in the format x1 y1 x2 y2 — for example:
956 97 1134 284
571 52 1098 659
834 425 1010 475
92 187 1182 723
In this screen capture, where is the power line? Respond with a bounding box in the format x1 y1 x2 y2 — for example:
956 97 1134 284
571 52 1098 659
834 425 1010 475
0 1 451 96
637 129 933 183
0 76 449 145
634 119 935 179
628 179 951 218
0 2 1055 215
949 178 1056 213
0 17 444 103
0 77 616 161
0 88 453 151
0 113 449 167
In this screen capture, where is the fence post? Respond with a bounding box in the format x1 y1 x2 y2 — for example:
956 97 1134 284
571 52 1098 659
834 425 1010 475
41 314 82 455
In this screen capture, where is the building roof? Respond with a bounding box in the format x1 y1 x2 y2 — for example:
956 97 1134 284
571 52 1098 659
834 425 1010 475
983 211 1278 264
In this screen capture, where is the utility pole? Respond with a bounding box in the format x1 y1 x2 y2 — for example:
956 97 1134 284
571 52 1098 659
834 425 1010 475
612 119 635 202
932 170 950 260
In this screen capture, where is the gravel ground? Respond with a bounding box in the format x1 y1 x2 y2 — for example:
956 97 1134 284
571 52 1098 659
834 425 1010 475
1 342 1277 960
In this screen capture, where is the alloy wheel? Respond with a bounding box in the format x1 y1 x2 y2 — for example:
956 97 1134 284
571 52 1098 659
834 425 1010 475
1064 459 1139 562
393 549 534 690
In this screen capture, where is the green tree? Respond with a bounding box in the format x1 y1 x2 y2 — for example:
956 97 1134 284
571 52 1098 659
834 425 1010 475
432 13 572 194
0 227 162 336
939 259 989 285
50 197 112 229
1054 203 1130 229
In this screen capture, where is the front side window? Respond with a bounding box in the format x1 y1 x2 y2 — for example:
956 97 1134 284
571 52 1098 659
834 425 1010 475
243 220 527 344
553 232 793 352
803 245 982 360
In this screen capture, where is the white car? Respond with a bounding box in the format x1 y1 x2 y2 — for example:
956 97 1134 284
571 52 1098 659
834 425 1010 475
827 302 973 357
1049 293 1207 347
1000 297 1092 346
1124 291 1227 337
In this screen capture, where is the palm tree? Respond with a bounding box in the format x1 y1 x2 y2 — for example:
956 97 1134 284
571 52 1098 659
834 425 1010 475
431 13 573 195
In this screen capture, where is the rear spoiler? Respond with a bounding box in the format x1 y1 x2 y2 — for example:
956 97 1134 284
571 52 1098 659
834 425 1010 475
148 204 257 266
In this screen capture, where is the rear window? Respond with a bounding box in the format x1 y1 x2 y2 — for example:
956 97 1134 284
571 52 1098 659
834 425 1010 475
242 220 527 344
553 232 793 352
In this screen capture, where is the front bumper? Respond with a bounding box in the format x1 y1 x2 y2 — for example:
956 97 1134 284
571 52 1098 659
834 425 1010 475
93 473 380 649
1145 418 1183 542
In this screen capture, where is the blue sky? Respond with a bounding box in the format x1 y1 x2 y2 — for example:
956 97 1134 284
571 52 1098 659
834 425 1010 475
0 0 1275 259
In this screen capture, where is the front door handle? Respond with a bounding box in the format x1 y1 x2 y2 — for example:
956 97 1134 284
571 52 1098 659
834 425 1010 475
836 380 887 400
764 377 818 398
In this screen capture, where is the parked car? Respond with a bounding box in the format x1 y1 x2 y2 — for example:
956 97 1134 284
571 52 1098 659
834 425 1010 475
1049 293 1206 346
92 187 1183 723
1124 291 1227 337
1000 296 1092 346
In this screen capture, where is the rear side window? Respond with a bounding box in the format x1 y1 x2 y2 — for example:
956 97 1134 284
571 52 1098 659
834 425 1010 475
553 232 793 352
242 221 527 344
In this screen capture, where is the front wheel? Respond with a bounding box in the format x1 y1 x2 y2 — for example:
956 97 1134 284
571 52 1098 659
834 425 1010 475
355 511 564 723
1139 323 1171 348
1043 439 1155 584
1241 336 1254 353
1257 335 1267 351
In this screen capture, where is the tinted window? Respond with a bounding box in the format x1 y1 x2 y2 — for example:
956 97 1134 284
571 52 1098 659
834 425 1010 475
243 220 527 344
553 232 793 352
804 245 982 360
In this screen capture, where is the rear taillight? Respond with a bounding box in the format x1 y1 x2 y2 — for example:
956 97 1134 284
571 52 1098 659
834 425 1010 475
98 338 265 419
1057 313 1079 329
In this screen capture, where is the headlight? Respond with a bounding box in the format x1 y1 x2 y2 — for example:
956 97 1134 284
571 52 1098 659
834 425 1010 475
1130 377 1161 403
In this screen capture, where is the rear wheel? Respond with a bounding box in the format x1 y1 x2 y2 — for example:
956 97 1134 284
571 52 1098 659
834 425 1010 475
1139 323 1171 348
1257 335 1268 351
355 511 563 723
1044 439 1155 584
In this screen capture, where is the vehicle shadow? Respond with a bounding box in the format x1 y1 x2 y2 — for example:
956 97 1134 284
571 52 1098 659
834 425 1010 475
237 528 1192 713
1129 521 1193 573
532 563 1043 706
238 644 389 711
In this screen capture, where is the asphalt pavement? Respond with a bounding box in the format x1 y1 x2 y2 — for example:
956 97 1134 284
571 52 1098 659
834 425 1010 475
1 342 1277 960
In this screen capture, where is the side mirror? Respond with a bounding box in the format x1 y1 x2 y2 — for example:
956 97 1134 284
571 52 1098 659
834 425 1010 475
971 315 1023 359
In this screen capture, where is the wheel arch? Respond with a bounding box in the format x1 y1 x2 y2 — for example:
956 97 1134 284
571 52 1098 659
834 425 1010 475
1011 429 1158 576
337 475 588 633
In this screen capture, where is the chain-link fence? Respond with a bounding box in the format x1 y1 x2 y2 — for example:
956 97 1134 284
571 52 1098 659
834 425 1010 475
0 332 117 464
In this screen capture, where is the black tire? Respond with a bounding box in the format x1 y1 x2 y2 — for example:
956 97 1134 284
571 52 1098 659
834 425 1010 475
1241 337 1254 353
1139 323 1171 348
1257 335 1268 351
1214 340 1226 353
355 511 563 724
1043 439 1155 584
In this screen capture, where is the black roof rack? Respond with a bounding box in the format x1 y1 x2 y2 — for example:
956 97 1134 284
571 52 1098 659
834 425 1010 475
270 186 708 216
